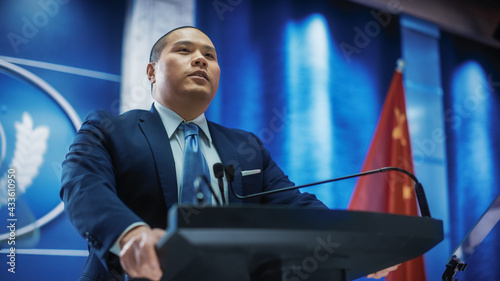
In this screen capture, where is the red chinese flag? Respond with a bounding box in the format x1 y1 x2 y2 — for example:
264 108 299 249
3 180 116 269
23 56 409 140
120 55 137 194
348 67 427 281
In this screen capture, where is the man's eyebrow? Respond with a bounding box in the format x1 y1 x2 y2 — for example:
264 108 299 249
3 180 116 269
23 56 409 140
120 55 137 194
171 40 216 52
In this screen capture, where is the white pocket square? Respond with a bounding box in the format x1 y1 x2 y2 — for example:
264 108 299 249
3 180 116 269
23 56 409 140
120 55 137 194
241 169 261 176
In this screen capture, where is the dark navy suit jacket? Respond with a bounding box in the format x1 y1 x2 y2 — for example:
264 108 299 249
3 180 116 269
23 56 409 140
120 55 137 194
60 105 326 280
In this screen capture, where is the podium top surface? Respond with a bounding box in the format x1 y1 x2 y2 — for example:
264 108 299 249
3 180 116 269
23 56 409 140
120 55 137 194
156 205 443 281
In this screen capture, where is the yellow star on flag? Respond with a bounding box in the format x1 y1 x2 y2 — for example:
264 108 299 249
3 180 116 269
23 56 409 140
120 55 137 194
392 107 407 146
403 184 413 200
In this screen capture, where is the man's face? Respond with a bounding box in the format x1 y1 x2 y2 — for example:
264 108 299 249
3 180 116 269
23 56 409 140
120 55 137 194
150 28 220 112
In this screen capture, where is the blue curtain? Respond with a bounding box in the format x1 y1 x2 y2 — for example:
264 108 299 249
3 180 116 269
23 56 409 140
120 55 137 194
196 0 401 210
441 32 500 280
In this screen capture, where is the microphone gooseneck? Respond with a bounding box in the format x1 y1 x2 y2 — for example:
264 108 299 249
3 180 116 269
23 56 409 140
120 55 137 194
224 164 235 202
224 166 431 218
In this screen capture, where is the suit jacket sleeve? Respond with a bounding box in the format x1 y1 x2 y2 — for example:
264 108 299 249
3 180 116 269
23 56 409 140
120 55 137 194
60 110 144 271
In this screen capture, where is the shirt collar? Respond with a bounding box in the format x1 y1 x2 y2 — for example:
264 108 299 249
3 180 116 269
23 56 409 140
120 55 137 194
154 101 213 143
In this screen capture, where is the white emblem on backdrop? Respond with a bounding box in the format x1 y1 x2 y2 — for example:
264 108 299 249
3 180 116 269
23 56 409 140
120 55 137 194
0 112 49 207
0 59 81 241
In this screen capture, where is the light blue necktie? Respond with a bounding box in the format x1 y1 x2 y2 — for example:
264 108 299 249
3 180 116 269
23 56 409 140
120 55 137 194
180 123 211 204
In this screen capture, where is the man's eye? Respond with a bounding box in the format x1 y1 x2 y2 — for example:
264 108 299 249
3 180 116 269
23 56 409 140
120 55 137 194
178 48 189 52
205 53 215 59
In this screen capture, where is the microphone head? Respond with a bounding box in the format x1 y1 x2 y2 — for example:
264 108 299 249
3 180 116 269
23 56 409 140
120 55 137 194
224 164 235 182
213 163 224 178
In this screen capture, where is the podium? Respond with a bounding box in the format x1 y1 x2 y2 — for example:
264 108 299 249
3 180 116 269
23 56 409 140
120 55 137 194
152 205 443 281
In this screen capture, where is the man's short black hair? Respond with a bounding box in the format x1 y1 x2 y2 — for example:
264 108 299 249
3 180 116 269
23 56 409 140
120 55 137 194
149 26 205 62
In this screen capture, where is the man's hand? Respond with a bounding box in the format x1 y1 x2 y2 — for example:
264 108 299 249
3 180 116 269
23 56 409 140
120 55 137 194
366 264 400 279
119 225 166 281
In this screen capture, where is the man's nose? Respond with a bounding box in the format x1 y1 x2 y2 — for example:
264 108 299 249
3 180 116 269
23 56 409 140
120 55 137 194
192 53 208 68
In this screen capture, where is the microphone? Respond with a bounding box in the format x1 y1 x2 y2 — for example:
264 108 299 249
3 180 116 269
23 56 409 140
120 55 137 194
194 175 222 206
224 165 431 218
213 163 226 205
224 165 235 205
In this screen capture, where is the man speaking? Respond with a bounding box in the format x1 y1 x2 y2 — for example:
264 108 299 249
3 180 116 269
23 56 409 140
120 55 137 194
60 26 396 280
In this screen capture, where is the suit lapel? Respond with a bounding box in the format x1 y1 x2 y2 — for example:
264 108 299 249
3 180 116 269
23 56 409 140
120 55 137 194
208 122 243 205
138 107 178 209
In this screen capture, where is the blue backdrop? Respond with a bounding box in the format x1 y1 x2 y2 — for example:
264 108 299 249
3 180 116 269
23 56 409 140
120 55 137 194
197 0 401 211
441 32 500 280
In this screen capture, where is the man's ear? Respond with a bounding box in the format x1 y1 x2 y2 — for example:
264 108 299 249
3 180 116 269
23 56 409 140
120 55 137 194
147 62 156 83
